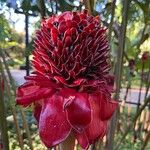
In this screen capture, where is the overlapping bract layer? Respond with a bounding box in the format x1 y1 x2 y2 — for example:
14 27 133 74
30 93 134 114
16 10 118 149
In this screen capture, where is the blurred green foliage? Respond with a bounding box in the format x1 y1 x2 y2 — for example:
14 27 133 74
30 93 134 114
0 13 25 67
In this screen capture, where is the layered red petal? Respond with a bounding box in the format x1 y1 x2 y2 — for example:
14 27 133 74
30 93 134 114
75 131 89 150
66 93 91 132
34 102 42 123
85 94 107 144
99 93 118 121
39 95 71 148
16 76 57 106
16 82 54 106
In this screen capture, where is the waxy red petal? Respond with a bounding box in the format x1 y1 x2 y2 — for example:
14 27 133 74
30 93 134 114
99 94 118 121
16 82 54 106
66 93 91 132
51 27 58 45
60 88 76 98
85 94 107 144
17 88 53 106
75 131 89 150
39 95 71 148
58 21 67 33
58 11 72 21
34 103 42 123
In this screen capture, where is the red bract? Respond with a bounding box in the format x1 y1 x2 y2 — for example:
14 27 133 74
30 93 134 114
16 10 118 149
141 51 149 62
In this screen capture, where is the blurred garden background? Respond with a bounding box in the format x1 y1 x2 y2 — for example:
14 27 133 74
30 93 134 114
0 0 150 150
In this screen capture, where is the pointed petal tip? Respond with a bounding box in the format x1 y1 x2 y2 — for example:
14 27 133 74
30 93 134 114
75 131 90 150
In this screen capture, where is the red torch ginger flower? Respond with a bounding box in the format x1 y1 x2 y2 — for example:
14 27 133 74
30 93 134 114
16 10 118 149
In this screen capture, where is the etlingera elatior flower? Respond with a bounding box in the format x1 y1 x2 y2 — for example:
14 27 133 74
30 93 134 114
16 10 118 149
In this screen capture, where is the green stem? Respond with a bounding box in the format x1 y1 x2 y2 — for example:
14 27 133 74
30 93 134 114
83 0 92 14
37 0 46 19
20 110 33 150
106 0 130 150
115 96 150 150
108 0 117 43
1 50 33 149
0 50 15 90
141 130 150 150
0 58 24 149
59 134 75 150
0 65 9 150
144 63 150 100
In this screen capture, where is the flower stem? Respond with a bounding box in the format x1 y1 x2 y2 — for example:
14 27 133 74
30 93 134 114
0 64 9 150
59 134 75 150
0 58 24 149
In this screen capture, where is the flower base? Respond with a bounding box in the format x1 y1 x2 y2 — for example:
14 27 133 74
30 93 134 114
59 134 75 150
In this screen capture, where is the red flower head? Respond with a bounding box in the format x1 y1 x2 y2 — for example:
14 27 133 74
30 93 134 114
16 10 118 149
141 51 149 62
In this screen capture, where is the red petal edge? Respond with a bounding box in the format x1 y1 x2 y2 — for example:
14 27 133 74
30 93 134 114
16 81 54 106
75 131 89 150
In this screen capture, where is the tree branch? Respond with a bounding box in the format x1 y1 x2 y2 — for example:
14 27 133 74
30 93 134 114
106 0 130 149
